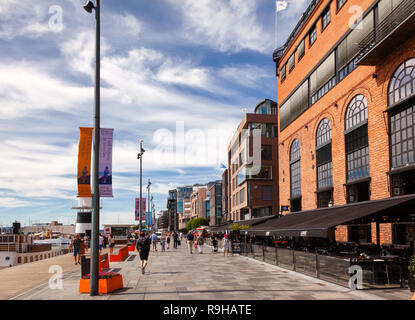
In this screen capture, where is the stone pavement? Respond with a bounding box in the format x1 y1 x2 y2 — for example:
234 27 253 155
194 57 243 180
10 243 413 300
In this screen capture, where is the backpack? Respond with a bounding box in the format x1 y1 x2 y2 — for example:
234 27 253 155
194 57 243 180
187 233 194 241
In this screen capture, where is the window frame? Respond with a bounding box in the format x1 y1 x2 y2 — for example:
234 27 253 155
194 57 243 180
309 24 317 47
322 6 331 30
290 139 301 198
316 119 333 191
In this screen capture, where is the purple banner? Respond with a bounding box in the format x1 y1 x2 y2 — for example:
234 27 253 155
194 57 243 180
135 198 146 221
99 128 114 197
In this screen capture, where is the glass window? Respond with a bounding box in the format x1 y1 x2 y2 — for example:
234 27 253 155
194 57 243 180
345 95 368 130
279 79 309 130
310 52 335 95
390 105 415 168
337 11 374 70
322 7 331 30
288 52 295 71
378 0 405 23
309 25 317 46
337 0 346 10
262 186 273 201
261 145 272 161
290 139 301 197
297 39 305 60
388 58 415 106
316 119 333 190
280 64 287 81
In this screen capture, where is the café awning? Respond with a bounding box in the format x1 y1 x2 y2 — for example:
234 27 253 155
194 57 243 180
210 215 277 233
245 194 415 238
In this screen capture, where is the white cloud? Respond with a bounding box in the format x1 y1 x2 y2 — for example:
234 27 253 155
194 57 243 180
171 0 273 54
219 64 274 89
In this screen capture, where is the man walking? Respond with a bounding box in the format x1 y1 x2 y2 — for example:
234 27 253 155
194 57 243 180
71 234 82 265
173 231 179 249
150 231 158 252
186 231 194 254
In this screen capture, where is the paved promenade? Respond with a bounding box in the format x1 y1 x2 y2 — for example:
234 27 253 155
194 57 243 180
8 243 413 300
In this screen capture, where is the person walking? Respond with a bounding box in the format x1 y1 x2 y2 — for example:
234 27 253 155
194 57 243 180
99 234 104 254
173 231 179 249
210 232 216 252
71 234 82 265
166 233 171 249
151 231 158 252
186 231 194 254
83 234 89 253
212 236 218 253
108 233 115 255
197 235 204 254
222 234 230 257
160 233 166 252
136 232 151 275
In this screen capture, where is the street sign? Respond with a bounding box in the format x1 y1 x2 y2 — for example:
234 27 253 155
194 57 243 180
231 241 241 254
281 205 289 211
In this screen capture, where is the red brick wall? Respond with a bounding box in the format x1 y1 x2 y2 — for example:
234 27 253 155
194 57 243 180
379 223 393 245
335 225 348 242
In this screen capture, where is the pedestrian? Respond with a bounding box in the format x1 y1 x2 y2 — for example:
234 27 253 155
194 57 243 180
150 231 158 252
166 233 171 249
197 235 204 254
108 233 115 255
136 232 151 275
210 232 215 252
186 231 194 254
212 236 218 253
99 233 104 254
71 234 82 265
83 234 89 252
222 234 230 256
160 233 166 252
103 235 108 248
173 231 178 249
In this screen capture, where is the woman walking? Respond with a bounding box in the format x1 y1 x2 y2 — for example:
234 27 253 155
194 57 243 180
160 233 166 252
222 234 230 256
136 232 151 275
197 235 205 254
108 233 115 255
166 233 171 249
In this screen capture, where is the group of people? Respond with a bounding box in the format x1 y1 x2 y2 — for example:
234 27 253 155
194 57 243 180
185 231 230 256
69 233 115 265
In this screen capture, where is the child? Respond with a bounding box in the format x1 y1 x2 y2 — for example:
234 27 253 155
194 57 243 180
161 233 166 252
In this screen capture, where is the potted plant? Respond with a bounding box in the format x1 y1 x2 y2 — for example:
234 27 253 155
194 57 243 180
79 272 123 294
408 257 415 292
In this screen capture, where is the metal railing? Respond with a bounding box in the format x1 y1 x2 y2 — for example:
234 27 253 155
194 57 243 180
357 0 415 62
0 243 52 253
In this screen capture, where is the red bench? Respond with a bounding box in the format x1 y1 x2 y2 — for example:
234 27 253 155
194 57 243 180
110 245 129 262
128 242 136 252
99 253 110 270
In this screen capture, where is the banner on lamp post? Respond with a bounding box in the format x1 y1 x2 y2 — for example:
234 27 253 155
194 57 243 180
145 212 152 226
77 127 93 198
135 198 146 221
98 128 114 197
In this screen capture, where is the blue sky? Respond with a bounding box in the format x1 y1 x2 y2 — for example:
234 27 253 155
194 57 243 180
0 0 310 227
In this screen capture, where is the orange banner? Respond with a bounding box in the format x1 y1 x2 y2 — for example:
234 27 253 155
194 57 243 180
77 127 93 198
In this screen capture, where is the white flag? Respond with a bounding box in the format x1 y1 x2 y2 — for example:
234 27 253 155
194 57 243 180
276 1 288 12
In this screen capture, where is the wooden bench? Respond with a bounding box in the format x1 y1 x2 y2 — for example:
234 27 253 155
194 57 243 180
110 245 129 262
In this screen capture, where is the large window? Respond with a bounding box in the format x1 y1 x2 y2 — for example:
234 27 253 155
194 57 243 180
345 95 369 181
297 39 305 61
279 79 309 130
310 52 336 104
316 119 333 191
322 6 331 30
261 145 272 161
290 139 301 198
280 64 287 82
309 25 317 46
389 59 415 169
388 58 415 106
288 52 295 72
337 0 346 10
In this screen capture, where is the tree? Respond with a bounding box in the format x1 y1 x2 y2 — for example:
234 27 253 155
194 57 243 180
228 223 251 240
185 217 209 231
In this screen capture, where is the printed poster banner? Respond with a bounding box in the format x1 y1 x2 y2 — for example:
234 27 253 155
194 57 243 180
77 127 93 198
135 198 146 221
99 128 114 197
145 211 152 226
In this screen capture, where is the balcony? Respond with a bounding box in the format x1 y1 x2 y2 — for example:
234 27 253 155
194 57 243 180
356 0 415 65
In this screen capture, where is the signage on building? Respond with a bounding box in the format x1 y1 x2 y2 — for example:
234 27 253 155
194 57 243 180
281 205 289 212
300 231 307 237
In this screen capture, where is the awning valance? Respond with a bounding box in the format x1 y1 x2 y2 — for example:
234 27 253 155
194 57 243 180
245 195 415 237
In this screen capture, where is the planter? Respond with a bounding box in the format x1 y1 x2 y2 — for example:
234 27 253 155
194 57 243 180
409 276 415 292
79 274 123 294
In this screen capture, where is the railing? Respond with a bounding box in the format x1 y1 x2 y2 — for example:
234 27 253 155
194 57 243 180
0 243 52 253
357 0 415 62
237 243 408 289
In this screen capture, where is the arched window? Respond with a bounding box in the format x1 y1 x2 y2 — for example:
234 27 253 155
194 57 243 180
388 58 415 106
345 95 369 181
316 118 333 193
290 139 301 198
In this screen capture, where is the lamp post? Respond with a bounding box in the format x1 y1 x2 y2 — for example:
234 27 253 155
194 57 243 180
83 0 100 296
146 178 151 228
137 140 145 232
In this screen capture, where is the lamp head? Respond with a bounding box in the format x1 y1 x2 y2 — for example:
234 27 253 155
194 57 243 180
83 1 95 13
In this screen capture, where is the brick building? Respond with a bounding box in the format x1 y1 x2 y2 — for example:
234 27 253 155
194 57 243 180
274 0 415 245
222 169 229 222
227 99 279 221
190 187 207 220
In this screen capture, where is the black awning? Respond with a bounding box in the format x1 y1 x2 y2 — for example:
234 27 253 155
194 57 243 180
245 194 415 238
210 222 232 232
210 216 278 233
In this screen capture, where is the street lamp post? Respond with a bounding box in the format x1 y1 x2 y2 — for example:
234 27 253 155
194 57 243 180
146 179 151 229
83 0 100 296
137 140 145 233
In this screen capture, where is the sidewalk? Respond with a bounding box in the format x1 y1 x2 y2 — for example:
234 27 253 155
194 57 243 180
10 243 413 300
